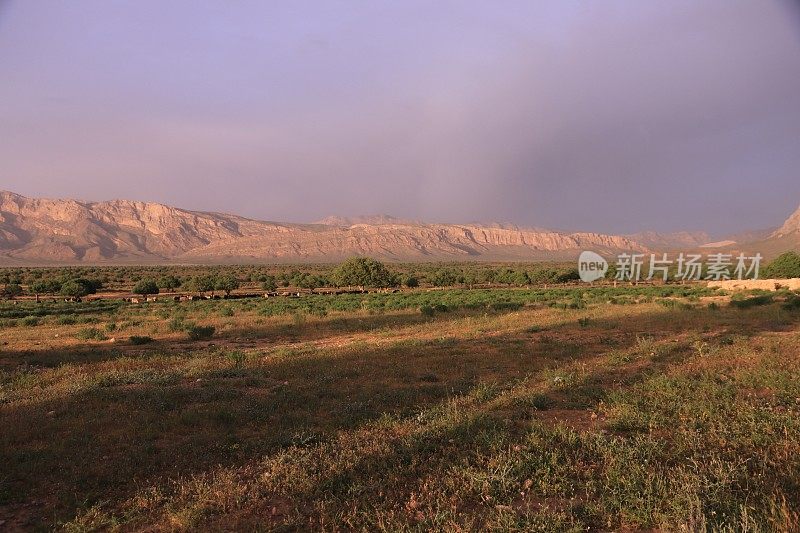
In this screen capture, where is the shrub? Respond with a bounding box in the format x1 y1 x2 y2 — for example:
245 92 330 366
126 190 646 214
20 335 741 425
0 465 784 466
157 275 181 291
730 294 773 309
129 335 154 345
60 280 90 298
20 316 40 327
420 305 435 317
30 279 62 296
187 325 215 341
782 294 800 310
403 275 419 288
60 278 103 298
215 274 240 296
133 280 160 298
658 299 691 310
332 257 398 288
763 251 800 279
261 276 277 292
226 350 246 368
430 268 461 287
489 301 523 311
1 283 23 299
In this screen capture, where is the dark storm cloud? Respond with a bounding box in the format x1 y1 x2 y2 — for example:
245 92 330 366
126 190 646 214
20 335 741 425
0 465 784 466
1 0 799 235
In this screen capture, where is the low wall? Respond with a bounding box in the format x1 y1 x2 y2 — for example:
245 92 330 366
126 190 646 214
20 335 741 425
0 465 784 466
708 278 800 291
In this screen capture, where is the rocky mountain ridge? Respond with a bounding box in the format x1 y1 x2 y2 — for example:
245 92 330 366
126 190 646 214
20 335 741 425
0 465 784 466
1 191 798 264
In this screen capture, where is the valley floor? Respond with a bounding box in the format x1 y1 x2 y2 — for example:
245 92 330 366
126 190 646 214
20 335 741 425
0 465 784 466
1 287 799 531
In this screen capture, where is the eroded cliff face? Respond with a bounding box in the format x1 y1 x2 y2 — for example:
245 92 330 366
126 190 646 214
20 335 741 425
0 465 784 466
0 190 646 263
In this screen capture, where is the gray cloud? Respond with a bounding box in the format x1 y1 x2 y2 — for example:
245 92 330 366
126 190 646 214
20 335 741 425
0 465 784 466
1 0 799 236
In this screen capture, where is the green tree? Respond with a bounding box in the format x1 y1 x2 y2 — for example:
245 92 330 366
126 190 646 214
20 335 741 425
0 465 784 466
293 273 329 289
261 275 277 292
402 274 419 288
157 275 181 291
133 280 160 298
62 278 103 295
60 280 90 298
1 283 23 299
188 275 216 295
763 251 800 279
332 257 398 289
555 268 580 283
430 268 460 287
30 279 62 301
215 274 240 296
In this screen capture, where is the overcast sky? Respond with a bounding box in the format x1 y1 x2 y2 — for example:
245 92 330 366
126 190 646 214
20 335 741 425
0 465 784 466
1 1 800 235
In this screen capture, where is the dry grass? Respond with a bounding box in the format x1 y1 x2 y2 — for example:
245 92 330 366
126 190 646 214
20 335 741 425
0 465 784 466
1 288 799 531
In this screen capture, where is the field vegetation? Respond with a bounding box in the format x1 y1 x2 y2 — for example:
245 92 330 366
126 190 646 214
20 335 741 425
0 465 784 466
1 272 799 530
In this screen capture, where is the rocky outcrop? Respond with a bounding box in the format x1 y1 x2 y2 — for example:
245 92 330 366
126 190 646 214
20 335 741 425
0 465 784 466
0 191 652 263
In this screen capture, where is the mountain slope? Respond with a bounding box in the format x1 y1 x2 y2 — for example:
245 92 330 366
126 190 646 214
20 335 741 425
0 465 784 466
625 230 712 250
771 203 800 238
0 191 646 264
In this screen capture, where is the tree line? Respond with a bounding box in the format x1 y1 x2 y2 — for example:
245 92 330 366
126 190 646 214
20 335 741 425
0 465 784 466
4 252 799 300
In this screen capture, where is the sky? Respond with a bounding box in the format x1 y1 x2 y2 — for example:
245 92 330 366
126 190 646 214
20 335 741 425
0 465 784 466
1 0 800 236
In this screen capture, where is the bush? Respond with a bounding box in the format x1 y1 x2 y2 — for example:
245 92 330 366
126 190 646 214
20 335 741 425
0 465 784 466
763 251 800 279
332 257 398 288
30 279 62 296
60 278 103 298
730 294 773 309
129 335 154 345
20 316 40 327
782 294 800 310
403 275 419 288
157 275 181 291
60 280 89 298
132 280 159 297
261 276 277 292
187 325 215 341
226 350 246 368
1 283 23 299
430 268 461 287
420 305 435 317
215 274 240 296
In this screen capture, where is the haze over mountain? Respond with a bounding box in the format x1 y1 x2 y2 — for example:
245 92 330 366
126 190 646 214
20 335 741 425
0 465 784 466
1 191 798 265
2 2 800 236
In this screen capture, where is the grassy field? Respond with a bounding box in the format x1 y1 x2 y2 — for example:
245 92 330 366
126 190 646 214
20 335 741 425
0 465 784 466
1 286 799 531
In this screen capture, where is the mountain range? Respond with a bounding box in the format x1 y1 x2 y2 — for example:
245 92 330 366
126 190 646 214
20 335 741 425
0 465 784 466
0 190 797 264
